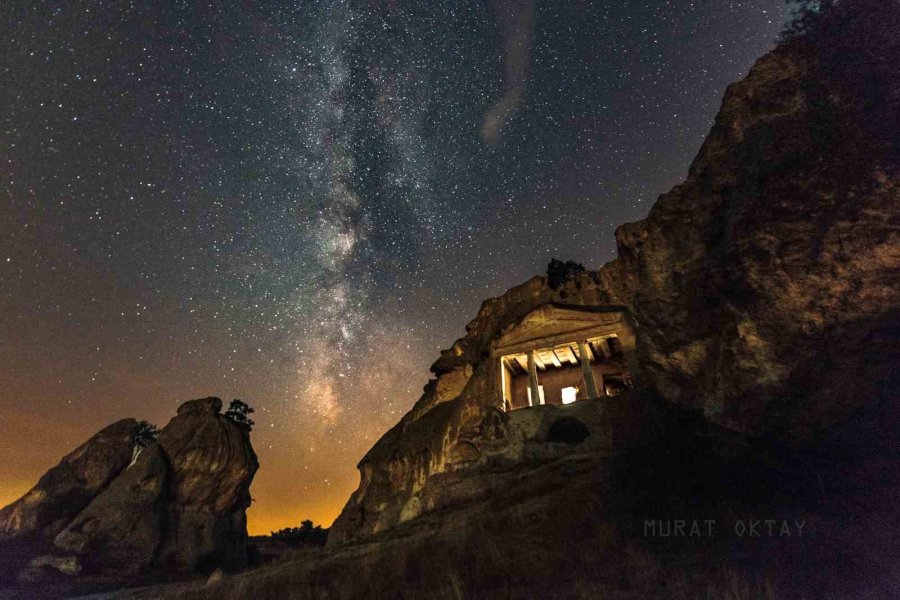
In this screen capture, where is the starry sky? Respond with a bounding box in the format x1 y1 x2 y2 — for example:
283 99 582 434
0 1 790 534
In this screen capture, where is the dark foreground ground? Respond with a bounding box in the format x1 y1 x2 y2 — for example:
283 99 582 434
32 394 900 600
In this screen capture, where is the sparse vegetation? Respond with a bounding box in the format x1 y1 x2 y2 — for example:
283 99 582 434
224 399 255 429
547 258 585 289
270 519 328 547
134 421 159 447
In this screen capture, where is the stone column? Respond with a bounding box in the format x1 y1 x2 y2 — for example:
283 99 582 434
500 358 508 410
527 350 541 407
578 341 599 400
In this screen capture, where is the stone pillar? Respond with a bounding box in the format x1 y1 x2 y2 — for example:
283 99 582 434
578 341 599 400
527 350 541 407
500 358 507 410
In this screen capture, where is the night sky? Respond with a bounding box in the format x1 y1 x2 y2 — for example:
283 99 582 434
1 1 790 534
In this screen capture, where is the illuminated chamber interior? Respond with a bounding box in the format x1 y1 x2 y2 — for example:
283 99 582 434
500 335 630 411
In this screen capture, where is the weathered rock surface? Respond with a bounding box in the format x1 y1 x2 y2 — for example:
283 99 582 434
52 442 170 578
618 40 900 443
154 397 258 572
0 419 140 542
329 1 900 552
0 397 258 592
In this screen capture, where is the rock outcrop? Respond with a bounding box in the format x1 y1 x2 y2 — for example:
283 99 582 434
0 397 258 589
0 419 141 543
329 2 900 552
616 39 900 444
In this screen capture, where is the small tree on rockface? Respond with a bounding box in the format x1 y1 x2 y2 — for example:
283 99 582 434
134 421 160 447
547 258 586 290
224 399 255 429
128 421 160 469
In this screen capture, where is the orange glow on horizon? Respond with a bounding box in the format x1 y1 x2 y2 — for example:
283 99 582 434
0 472 354 538
0 482 34 513
0 336 419 543
0 404 374 540
247 499 345 536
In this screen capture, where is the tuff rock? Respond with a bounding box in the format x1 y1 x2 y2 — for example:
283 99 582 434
329 4 900 551
0 397 257 589
0 419 141 543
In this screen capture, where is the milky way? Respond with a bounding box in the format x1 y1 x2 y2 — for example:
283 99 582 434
0 1 790 532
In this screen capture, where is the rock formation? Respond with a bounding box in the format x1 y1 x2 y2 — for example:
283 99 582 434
6 3 900 598
0 419 141 543
329 2 900 551
0 397 258 588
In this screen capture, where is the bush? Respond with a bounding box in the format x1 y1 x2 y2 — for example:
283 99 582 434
134 421 159 447
547 258 586 289
224 399 255 429
270 520 329 547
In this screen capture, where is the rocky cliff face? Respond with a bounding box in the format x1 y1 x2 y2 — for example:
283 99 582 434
328 2 900 578
328 274 629 544
0 397 258 589
617 38 899 444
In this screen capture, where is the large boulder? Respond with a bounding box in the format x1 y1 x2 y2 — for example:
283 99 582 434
153 397 258 572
